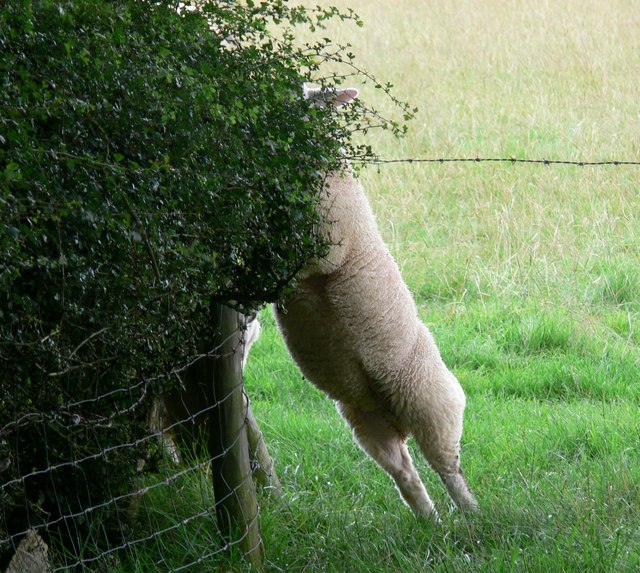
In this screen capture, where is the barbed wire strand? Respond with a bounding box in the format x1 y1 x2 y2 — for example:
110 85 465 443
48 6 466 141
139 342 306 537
356 156 640 167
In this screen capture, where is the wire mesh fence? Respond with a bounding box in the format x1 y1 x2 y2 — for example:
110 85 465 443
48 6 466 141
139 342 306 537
0 306 272 572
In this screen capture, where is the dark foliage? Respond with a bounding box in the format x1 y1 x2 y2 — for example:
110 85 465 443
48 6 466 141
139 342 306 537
0 0 411 565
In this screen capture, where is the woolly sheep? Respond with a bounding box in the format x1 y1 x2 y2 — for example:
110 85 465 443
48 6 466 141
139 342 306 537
273 87 477 519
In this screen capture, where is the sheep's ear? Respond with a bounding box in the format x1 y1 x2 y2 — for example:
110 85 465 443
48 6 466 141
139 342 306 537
332 88 359 107
303 85 359 108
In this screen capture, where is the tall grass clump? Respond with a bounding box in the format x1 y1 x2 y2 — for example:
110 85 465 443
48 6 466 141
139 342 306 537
589 258 640 308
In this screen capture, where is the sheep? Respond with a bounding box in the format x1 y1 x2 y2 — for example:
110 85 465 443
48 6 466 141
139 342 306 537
240 312 261 370
273 87 477 519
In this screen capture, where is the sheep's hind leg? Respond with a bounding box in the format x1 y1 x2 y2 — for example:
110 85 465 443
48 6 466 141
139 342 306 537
336 402 439 520
441 470 477 512
410 408 478 513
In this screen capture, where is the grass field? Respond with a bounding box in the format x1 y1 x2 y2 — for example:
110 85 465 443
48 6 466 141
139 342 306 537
240 1 640 571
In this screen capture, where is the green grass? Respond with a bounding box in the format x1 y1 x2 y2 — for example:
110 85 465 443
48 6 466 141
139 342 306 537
123 0 640 570
241 311 640 572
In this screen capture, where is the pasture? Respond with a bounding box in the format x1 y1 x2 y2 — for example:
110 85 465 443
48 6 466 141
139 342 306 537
244 1 640 571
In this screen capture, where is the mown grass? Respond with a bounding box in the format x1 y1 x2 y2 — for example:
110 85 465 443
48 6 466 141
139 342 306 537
126 0 639 570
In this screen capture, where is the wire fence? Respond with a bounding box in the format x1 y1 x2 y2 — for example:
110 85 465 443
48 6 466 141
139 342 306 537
0 307 272 572
356 155 640 167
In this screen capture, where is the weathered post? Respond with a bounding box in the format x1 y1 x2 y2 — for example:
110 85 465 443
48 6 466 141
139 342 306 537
209 304 263 568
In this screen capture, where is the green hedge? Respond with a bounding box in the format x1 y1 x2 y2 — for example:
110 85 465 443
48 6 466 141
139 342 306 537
0 0 409 564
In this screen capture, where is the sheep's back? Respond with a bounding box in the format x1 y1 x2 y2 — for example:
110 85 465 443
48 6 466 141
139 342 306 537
326 241 421 382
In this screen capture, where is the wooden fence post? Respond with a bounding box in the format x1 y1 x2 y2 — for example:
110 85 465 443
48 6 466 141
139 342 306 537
208 304 263 568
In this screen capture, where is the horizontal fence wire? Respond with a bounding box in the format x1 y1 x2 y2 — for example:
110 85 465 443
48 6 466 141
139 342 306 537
355 156 640 167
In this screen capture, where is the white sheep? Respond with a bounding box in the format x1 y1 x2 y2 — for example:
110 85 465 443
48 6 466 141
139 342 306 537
274 87 477 519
